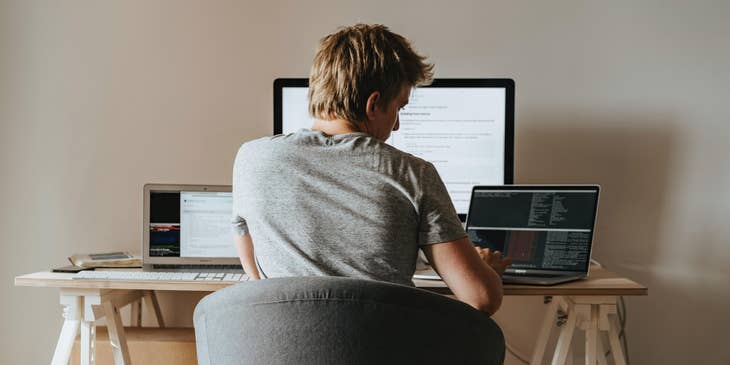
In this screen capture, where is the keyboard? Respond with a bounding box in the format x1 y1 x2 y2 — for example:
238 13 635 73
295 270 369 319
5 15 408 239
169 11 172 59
73 270 249 282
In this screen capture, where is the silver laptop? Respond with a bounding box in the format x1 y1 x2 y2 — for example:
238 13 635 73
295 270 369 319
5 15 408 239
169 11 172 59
142 183 242 272
415 185 600 285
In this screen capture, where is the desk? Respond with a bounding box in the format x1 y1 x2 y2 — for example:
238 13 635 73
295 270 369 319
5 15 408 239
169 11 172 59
16 265 646 365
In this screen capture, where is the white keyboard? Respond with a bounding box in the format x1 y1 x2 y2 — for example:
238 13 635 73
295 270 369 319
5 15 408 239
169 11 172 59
73 270 249 282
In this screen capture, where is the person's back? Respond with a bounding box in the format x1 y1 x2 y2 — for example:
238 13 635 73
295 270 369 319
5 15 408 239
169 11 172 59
232 23 510 316
233 129 462 286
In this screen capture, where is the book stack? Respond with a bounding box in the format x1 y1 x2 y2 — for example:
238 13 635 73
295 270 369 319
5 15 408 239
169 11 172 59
68 251 142 268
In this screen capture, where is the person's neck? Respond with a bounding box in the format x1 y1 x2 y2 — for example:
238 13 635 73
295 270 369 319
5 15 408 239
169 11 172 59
311 119 364 136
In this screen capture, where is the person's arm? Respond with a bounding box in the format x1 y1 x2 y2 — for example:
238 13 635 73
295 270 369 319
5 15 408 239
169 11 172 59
421 236 510 315
234 233 260 280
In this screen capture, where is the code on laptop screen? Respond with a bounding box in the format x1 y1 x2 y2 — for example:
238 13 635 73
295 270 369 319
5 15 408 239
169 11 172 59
466 189 598 272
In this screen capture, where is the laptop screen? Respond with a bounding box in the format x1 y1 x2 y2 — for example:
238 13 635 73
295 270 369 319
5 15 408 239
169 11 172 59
149 191 237 258
466 186 599 273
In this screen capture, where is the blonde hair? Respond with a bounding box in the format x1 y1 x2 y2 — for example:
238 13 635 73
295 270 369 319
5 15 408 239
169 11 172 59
308 24 434 123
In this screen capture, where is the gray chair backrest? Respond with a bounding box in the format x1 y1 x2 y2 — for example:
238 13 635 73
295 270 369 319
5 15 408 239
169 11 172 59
194 276 505 365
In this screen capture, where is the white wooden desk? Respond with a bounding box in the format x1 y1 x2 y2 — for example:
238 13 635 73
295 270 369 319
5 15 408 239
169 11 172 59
15 265 646 365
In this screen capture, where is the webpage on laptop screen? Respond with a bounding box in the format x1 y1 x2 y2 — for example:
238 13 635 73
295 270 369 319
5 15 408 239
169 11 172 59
149 191 237 258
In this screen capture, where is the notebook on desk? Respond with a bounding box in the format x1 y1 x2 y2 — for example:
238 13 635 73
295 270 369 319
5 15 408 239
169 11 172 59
415 185 600 285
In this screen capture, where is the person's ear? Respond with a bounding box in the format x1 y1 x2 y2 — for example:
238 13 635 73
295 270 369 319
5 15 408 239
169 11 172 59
365 91 381 121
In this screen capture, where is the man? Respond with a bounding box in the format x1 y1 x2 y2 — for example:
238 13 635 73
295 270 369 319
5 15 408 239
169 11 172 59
232 24 511 315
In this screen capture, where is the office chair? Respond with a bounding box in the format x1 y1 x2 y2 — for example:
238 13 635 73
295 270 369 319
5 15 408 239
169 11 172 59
194 276 505 365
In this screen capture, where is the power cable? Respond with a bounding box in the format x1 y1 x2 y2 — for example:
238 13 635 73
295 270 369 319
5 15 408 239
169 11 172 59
505 339 530 364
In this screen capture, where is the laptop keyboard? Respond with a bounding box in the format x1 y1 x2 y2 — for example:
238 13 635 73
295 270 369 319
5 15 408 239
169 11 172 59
151 264 243 270
73 271 249 282
504 273 563 278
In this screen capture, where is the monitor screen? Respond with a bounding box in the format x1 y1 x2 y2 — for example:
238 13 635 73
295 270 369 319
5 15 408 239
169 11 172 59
466 187 599 273
149 191 238 258
274 78 514 217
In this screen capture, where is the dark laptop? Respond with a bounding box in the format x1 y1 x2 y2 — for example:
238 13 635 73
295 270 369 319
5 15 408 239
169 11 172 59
465 185 600 285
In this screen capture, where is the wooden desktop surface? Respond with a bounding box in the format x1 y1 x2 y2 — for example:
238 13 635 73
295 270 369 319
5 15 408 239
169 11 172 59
414 265 647 296
15 265 647 296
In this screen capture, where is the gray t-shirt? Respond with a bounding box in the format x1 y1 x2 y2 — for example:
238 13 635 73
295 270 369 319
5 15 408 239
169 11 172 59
232 129 466 286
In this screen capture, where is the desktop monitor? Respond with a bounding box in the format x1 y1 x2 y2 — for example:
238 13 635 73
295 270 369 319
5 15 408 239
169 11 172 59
274 78 515 219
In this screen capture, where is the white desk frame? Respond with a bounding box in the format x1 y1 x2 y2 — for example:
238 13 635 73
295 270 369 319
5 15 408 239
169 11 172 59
50 291 627 365
52 289 163 365
529 296 627 365
16 266 646 365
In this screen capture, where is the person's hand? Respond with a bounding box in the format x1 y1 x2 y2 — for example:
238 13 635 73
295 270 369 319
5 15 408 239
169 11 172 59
475 247 513 276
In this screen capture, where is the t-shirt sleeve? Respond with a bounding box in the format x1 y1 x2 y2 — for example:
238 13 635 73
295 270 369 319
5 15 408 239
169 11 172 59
231 144 250 236
417 162 468 246
232 212 249 236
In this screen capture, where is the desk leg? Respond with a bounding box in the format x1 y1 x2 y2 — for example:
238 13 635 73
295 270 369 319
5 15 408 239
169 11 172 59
607 313 627 365
51 295 81 365
102 300 132 365
550 302 577 365
80 320 96 365
596 334 607 365
129 300 141 327
530 297 560 365
585 304 599 365
536 296 623 365
142 291 165 328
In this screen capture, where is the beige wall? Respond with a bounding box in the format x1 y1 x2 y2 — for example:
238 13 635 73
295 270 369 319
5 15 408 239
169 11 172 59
2 1 729 364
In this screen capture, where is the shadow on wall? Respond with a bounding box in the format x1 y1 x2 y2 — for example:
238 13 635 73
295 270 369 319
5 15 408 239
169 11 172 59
516 111 677 272
513 111 681 363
